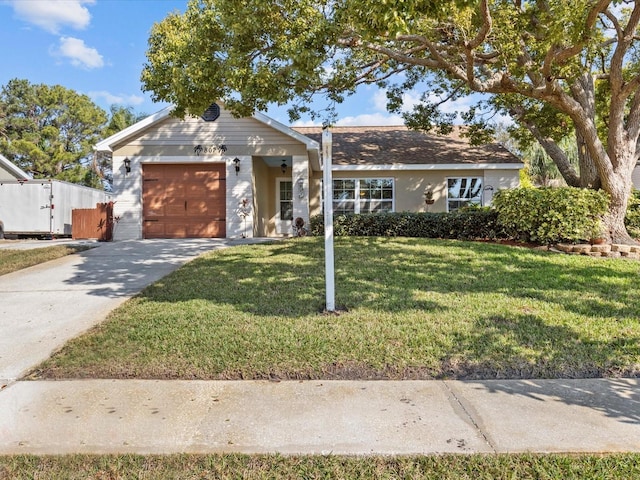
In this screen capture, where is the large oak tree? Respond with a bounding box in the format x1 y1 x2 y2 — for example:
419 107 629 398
142 0 640 243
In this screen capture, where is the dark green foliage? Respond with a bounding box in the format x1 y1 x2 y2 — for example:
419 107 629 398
310 209 503 240
311 187 630 244
492 187 609 244
625 190 640 239
0 79 107 188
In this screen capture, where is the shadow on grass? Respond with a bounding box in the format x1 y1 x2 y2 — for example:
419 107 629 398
440 313 640 379
45 237 639 382
143 237 451 316
124 237 640 377
141 237 640 319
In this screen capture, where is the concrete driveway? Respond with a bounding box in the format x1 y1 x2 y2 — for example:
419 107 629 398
0 238 271 383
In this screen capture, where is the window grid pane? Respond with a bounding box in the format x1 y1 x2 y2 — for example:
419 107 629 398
280 181 293 220
280 181 293 201
447 177 482 212
332 178 394 215
358 178 393 213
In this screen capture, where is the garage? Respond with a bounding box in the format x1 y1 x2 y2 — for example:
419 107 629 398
142 163 226 238
95 104 317 240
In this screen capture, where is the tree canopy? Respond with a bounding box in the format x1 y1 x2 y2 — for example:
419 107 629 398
0 79 107 187
142 0 640 243
0 79 147 190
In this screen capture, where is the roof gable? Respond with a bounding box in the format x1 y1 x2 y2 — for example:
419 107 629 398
0 154 30 180
94 104 319 154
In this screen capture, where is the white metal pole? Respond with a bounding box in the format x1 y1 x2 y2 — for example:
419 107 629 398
322 127 336 312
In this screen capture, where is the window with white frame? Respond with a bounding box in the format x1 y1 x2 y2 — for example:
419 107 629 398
332 178 394 215
447 177 483 212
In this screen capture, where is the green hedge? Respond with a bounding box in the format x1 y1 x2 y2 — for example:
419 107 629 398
492 187 609 244
309 187 632 244
309 209 504 240
626 190 640 238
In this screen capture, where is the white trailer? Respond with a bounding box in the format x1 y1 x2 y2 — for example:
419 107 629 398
0 179 111 238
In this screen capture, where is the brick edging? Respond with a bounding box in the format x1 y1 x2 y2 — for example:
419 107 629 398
551 243 640 259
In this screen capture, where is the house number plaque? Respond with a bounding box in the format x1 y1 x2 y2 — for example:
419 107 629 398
194 144 228 155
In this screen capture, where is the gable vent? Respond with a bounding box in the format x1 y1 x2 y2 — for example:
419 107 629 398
202 103 221 122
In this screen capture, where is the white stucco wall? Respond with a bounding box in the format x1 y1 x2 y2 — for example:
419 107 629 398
483 169 521 205
292 155 310 231
226 155 254 238
112 155 142 240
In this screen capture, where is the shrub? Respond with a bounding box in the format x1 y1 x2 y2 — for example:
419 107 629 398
492 187 609 244
309 209 503 240
625 190 640 239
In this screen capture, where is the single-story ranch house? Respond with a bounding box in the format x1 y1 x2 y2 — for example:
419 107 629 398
94 103 524 240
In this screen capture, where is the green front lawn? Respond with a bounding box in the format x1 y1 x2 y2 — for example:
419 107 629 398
0 454 640 480
31 237 640 380
2 453 640 480
0 245 91 276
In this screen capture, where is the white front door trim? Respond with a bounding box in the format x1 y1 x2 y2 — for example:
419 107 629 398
275 177 293 235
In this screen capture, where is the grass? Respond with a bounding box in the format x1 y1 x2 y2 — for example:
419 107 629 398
0 245 91 276
31 237 640 380
1 453 640 479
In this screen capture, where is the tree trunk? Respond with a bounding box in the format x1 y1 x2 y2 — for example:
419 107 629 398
601 159 638 245
603 199 637 245
576 130 600 188
572 74 600 189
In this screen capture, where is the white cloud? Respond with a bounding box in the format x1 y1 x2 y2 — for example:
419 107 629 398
336 112 404 126
372 90 388 111
291 119 322 127
372 88 425 113
55 36 104 69
374 88 475 116
88 91 145 106
291 112 404 127
9 0 94 34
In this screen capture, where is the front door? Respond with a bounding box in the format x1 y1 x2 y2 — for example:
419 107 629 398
276 178 293 235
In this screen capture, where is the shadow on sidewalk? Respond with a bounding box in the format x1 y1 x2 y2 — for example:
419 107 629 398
472 378 640 425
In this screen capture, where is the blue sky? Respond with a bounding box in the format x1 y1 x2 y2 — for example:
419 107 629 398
0 0 477 126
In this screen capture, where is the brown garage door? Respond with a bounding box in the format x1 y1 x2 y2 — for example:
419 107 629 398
142 164 226 238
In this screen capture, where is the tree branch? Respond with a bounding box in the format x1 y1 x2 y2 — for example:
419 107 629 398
608 1 640 156
466 0 492 50
513 107 581 187
551 0 611 65
627 91 640 143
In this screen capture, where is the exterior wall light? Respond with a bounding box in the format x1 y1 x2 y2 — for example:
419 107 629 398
123 158 131 174
281 159 287 173
233 157 240 175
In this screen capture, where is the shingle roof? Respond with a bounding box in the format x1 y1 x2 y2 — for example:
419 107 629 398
292 125 521 165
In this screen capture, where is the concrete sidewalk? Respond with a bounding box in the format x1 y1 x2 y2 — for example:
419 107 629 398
0 378 638 454
1 238 639 455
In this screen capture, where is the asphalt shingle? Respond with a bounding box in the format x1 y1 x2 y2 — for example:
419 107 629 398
293 126 521 166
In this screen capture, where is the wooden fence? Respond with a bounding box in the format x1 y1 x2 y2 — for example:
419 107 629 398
72 202 114 241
